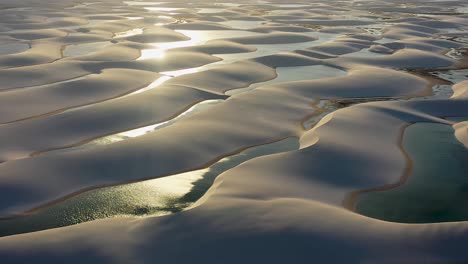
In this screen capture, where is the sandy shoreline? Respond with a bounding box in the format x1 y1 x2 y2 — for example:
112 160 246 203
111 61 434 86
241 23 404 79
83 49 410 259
0 0 467 262
343 123 414 211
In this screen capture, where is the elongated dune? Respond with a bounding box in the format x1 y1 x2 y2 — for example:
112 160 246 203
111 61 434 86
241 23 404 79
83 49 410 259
0 0 467 263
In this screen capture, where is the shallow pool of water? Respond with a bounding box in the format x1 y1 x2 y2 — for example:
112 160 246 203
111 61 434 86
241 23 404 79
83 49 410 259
356 122 468 223
457 6 468 13
139 29 262 60
430 69 468 85
302 100 340 130
344 48 390 58
0 138 299 237
52 100 224 153
63 41 112 57
0 42 30 55
197 8 226 14
144 7 181 12
218 20 265 29
217 32 339 63
226 65 346 95
113 28 144 38
374 37 397 44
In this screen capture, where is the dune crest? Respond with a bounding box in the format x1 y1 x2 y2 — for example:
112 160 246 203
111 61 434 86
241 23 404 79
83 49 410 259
0 0 467 263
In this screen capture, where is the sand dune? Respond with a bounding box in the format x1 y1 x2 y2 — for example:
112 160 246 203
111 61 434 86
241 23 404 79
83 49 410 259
454 121 468 147
453 80 468 98
0 0 467 263
221 32 317 44
0 69 158 123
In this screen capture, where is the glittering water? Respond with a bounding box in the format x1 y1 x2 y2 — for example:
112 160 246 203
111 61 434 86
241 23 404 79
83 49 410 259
0 138 299 237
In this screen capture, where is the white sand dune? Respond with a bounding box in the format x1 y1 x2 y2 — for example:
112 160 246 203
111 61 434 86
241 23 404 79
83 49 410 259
260 66 431 98
170 40 256 54
64 42 143 61
0 69 158 123
334 49 457 69
221 32 318 44
124 27 190 43
0 42 62 69
249 24 312 33
0 83 225 162
0 0 467 263
164 61 276 94
1 100 468 263
454 120 468 147
452 80 468 99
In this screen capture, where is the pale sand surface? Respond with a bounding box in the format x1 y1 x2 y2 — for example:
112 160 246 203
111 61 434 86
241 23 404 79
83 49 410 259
0 0 467 263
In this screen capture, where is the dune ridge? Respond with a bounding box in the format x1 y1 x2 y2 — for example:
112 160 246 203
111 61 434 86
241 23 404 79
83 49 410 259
0 0 467 263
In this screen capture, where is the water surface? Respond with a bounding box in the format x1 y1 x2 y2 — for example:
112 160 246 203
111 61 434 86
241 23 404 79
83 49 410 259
0 138 299 237
226 65 346 95
356 122 468 223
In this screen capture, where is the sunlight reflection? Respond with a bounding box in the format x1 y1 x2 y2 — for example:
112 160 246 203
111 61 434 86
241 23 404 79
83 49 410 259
139 49 166 60
143 168 208 197
119 100 223 138
0 138 299 236
138 30 261 60
144 7 180 12
79 100 224 146
126 16 144 20
130 75 173 95
123 1 166 6
138 31 209 60
138 38 200 60
161 67 202 77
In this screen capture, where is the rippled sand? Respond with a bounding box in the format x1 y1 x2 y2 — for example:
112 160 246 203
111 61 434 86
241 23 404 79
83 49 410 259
0 0 467 263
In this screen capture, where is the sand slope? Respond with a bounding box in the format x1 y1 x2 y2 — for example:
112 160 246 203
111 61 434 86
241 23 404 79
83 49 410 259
0 0 467 263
